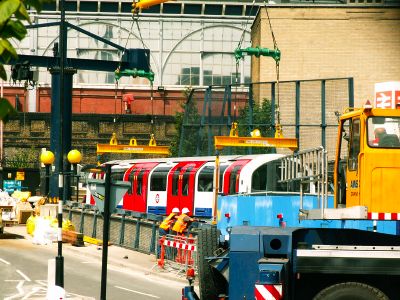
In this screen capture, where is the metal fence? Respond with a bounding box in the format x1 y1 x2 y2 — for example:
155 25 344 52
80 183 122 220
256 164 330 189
179 78 354 159
63 202 163 254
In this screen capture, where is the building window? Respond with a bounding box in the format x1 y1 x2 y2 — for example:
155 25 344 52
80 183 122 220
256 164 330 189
65 1 77 11
184 4 202 15
42 2 56 11
80 1 98 12
100 2 118 13
225 5 243 16
163 3 181 14
204 4 222 15
141 4 161 14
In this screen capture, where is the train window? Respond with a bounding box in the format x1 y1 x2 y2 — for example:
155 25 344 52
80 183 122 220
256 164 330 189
198 166 214 192
150 167 170 191
110 170 125 182
182 166 193 196
172 168 181 196
127 168 137 195
219 165 229 193
136 170 145 196
252 164 268 192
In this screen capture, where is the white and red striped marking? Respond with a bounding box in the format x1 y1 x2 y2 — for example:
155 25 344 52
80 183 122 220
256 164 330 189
367 212 400 220
163 240 196 251
255 284 282 300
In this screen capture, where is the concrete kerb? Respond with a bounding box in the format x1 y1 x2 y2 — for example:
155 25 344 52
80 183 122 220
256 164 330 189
3 225 188 285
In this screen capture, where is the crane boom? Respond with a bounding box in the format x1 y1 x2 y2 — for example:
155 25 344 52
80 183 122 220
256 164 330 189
132 0 173 11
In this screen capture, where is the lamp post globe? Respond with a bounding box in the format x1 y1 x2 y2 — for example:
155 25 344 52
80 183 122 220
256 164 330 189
40 151 54 199
67 149 82 164
40 150 55 165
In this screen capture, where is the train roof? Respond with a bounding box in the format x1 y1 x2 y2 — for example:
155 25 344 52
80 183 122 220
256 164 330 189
107 153 285 166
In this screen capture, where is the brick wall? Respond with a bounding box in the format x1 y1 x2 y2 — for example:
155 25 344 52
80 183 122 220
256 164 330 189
252 6 400 107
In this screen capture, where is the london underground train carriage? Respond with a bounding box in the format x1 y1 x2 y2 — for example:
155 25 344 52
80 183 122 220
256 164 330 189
85 122 300 218
86 153 300 218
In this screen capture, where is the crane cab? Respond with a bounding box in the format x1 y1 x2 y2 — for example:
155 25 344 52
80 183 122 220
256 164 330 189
334 105 400 213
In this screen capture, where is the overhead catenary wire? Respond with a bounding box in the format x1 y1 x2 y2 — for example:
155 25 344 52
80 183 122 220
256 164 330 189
133 11 155 133
262 0 281 133
114 18 136 132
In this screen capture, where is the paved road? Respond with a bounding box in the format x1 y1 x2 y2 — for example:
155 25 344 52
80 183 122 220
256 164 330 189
0 231 184 299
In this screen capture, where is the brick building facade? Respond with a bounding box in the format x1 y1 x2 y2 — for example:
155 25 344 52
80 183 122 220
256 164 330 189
252 6 400 106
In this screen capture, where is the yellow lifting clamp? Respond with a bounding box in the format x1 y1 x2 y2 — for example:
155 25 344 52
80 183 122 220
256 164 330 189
148 133 157 146
229 122 239 137
109 132 118 145
274 123 284 138
214 122 298 151
97 133 170 156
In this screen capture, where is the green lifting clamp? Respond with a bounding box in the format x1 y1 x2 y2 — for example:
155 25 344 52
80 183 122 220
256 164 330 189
234 46 280 63
115 68 155 82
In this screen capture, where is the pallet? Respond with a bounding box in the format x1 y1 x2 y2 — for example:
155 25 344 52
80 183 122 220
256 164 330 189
62 229 85 247
2 220 18 227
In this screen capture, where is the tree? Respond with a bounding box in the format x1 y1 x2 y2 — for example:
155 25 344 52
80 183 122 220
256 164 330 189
170 87 202 157
0 0 49 122
234 97 275 154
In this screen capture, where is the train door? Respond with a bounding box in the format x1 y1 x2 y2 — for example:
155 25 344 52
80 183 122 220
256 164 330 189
193 161 231 217
194 163 214 217
223 160 251 195
148 163 175 215
123 163 158 213
122 165 137 211
167 161 205 215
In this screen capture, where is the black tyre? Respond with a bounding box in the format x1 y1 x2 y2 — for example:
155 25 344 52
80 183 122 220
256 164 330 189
197 226 220 300
313 282 389 300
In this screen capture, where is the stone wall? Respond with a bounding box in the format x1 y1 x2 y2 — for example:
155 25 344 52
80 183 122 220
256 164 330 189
3 113 177 165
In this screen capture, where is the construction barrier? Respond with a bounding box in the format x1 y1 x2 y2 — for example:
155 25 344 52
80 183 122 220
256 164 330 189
157 234 197 276
63 202 163 254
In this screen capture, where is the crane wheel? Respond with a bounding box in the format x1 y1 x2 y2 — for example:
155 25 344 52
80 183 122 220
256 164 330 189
313 282 389 300
197 226 220 300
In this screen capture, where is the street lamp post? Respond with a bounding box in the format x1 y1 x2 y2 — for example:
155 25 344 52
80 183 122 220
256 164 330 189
67 150 82 202
40 151 55 196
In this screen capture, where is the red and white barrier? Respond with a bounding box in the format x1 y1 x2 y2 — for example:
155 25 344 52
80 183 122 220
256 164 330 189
157 234 197 272
163 239 197 251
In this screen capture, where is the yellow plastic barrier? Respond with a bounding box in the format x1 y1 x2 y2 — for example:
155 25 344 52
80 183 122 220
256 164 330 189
26 215 36 235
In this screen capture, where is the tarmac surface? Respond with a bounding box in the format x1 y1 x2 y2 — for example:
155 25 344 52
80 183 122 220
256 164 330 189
1 224 191 296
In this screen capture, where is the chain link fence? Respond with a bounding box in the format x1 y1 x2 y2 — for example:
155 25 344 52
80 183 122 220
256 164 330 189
179 78 354 160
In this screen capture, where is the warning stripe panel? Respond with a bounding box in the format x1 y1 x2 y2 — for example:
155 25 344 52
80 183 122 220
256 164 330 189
163 240 197 251
254 284 282 300
367 212 400 220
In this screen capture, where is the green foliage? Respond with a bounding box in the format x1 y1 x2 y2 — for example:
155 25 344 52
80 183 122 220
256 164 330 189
170 87 201 157
233 98 275 154
173 92 275 157
0 97 17 123
0 0 50 121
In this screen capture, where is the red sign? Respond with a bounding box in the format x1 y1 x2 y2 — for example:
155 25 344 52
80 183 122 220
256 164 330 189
396 91 400 108
375 91 392 108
